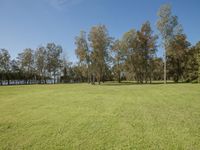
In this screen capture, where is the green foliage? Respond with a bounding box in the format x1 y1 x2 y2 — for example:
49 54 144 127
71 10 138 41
75 31 90 82
0 49 11 85
197 42 200 83
121 22 158 83
167 34 190 82
182 46 198 82
35 46 47 80
111 40 124 83
75 31 89 63
88 25 112 84
46 43 63 83
17 48 35 84
0 49 10 73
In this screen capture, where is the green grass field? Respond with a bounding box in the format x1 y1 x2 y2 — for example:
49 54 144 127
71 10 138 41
0 83 200 149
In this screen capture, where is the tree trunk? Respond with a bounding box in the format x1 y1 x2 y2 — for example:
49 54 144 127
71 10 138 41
0 76 2 85
53 71 56 84
118 71 121 83
87 65 90 83
164 48 167 84
92 74 95 85
102 74 105 83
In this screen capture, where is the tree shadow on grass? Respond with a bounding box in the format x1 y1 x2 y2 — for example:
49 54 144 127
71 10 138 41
101 82 134 86
100 81 194 86
101 81 164 86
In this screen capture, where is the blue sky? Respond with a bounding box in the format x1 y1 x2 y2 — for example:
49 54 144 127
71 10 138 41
0 0 200 62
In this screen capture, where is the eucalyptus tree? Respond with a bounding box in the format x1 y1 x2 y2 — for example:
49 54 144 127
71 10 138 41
46 43 63 84
121 29 138 81
152 58 164 81
0 49 11 85
196 42 200 83
157 4 182 84
88 25 111 84
17 48 34 84
167 34 190 82
183 46 198 82
10 59 21 84
35 46 47 83
138 21 158 83
111 40 124 83
75 31 90 82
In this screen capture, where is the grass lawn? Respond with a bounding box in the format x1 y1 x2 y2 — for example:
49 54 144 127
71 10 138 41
0 83 200 149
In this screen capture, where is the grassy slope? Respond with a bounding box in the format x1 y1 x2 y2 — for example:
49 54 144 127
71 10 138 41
0 83 200 149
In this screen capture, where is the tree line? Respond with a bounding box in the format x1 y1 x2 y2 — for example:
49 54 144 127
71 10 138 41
0 4 200 85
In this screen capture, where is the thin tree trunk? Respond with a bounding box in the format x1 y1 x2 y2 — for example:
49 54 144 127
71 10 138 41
93 74 95 84
0 76 2 85
118 71 121 83
164 48 167 84
53 71 56 84
97 73 100 85
87 65 90 83
118 61 121 83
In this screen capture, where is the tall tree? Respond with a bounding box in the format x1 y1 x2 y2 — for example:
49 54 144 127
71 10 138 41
111 40 124 83
122 25 157 84
196 42 200 83
17 48 34 84
121 29 138 81
0 49 11 85
35 46 47 83
138 21 158 83
88 25 111 84
75 31 90 82
10 59 21 85
167 34 190 82
46 43 63 84
157 4 182 84
184 46 198 82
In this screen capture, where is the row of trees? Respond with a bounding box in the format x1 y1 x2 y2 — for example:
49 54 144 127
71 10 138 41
74 4 200 84
0 43 64 85
1 4 200 85
75 22 161 84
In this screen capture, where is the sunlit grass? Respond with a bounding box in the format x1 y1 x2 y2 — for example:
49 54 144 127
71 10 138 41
0 83 200 149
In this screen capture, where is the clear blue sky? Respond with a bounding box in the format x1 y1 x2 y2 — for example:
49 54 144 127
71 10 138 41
0 0 200 62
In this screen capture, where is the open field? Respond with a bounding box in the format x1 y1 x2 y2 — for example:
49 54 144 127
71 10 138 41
0 83 200 149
